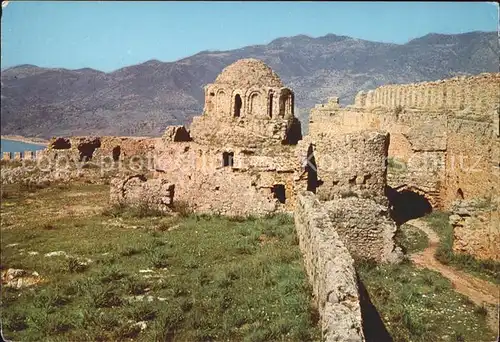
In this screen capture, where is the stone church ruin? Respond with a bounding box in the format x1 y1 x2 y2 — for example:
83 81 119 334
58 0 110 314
33 59 499 341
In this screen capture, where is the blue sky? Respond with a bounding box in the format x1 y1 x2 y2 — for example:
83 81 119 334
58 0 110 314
1 1 498 72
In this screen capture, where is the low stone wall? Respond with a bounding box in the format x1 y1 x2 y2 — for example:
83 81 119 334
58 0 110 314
110 174 175 213
42 136 160 162
323 197 402 263
295 191 365 342
1 150 43 161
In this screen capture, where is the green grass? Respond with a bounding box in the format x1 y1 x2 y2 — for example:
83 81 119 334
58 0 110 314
387 157 407 173
357 260 496 342
395 223 429 254
423 212 500 284
1 183 320 341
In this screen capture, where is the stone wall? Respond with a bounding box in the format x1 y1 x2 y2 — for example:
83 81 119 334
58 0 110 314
313 72 500 260
189 115 302 148
40 136 160 162
323 197 402 263
449 198 499 262
153 141 309 216
355 73 499 114
294 191 365 342
110 174 175 213
306 130 390 206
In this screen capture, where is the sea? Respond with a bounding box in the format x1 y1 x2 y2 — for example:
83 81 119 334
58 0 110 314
0 139 47 154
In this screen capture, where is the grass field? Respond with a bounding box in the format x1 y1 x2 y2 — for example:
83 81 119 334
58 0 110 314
0 183 320 341
394 223 429 254
357 259 496 342
1 181 497 342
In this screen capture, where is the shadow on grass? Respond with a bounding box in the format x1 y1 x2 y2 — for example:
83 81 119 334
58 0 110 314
357 275 393 342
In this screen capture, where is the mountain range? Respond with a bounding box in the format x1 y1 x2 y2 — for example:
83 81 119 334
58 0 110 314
1 31 498 138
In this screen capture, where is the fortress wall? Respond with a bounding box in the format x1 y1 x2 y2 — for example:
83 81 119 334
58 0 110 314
37 136 160 163
355 73 500 115
444 120 499 260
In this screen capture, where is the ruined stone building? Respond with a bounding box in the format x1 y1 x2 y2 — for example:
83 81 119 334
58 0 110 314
40 58 402 265
310 73 500 261
36 59 500 341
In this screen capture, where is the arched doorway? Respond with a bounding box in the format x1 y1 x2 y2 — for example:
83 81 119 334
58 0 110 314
234 94 242 117
386 186 433 225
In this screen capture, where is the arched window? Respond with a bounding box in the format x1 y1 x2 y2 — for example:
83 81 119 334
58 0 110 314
249 92 259 115
234 94 242 117
279 94 286 117
216 90 227 115
268 93 273 118
222 152 234 167
457 188 464 199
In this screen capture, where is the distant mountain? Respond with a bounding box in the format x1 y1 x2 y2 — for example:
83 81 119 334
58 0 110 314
1 31 498 138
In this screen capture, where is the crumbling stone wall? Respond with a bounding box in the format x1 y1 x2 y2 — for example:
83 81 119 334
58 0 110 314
153 141 309 216
449 198 499 262
42 136 159 162
295 191 365 342
314 72 499 260
323 197 402 263
110 174 174 212
305 130 390 206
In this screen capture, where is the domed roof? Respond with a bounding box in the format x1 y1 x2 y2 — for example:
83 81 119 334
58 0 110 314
214 58 284 88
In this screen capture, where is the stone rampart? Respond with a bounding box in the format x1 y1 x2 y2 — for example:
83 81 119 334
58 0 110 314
355 73 500 114
314 72 499 260
323 197 402 263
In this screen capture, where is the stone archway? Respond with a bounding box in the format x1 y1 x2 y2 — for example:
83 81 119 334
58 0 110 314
386 185 434 225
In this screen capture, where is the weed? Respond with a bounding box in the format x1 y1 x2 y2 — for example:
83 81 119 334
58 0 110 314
119 246 142 257
395 223 429 254
67 257 88 273
474 304 488 317
340 190 358 198
42 223 57 230
88 285 123 308
394 105 403 117
171 200 192 217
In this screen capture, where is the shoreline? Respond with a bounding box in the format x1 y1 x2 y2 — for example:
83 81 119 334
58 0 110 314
0 135 49 146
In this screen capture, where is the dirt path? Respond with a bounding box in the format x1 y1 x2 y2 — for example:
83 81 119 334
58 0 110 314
407 218 499 333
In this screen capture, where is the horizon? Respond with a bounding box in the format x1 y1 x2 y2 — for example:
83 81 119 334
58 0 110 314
1 29 496 74
1 1 498 72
